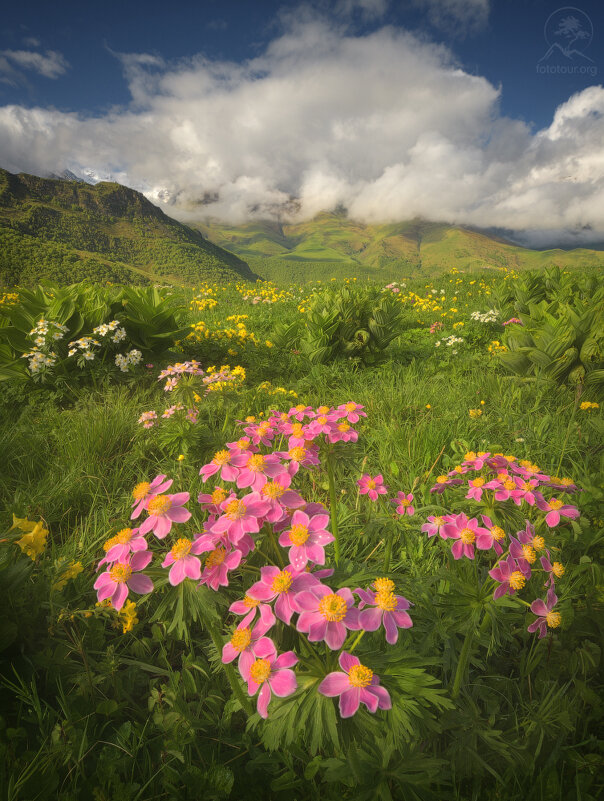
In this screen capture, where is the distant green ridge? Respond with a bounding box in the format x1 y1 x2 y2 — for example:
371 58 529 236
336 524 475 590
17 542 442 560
196 212 604 280
0 169 258 286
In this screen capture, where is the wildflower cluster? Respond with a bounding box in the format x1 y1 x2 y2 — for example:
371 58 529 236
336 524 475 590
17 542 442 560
434 334 464 354
21 319 69 375
502 317 523 326
64 320 141 372
0 291 19 306
186 315 270 350
579 401 599 412
94 402 414 720
426 451 579 638
238 280 297 304
470 309 499 324
256 381 299 399
8 514 48 560
487 340 507 355
190 296 218 312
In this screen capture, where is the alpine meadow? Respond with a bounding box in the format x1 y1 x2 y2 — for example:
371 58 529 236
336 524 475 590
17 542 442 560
0 2 603 800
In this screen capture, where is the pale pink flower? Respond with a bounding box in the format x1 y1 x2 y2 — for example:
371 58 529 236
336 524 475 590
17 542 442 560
229 594 274 629
336 402 367 423
161 537 208 585
295 585 360 649
139 492 191 539
318 652 391 718
235 452 285 491
527 588 560 638
199 449 247 483
259 473 305 523
198 544 243 591
98 527 147 567
240 638 298 719
355 581 413 644
131 474 173 519
392 492 414 516
211 492 271 545
421 514 452 539
489 555 530 600
441 513 489 560
535 494 580 528
93 552 153 610
221 607 276 678
246 565 318 624
475 515 505 555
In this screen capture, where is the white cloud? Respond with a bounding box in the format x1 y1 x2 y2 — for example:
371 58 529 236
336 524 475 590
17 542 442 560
0 16 602 245
0 48 69 79
412 0 490 36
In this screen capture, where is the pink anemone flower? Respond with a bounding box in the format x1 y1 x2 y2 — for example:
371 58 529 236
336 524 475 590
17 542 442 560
211 492 271 545
93 551 153 610
527 588 560 638
199 449 247 483
421 514 452 539
161 537 209 585
139 492 191 539
196 541 243 590
246 565 318 624
475 515 505 556
355 580 413 644
131 474 173 519
98 527 147 568
259 473 305 523
488 555 530 600
240 638 298 719
392 492 414 516
540 550 565 588
278 510 334 570
441 513 489 560
357 473 388 502
336 402 367 423
295 585 360 649
235 452 286 491
229 594 274 629
318 652 391 718
327 420 358 444
509 477 540 506
221 607 276 677
535 495 580 528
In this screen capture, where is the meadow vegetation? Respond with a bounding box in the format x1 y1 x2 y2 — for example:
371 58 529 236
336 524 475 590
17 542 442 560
0 265 602 801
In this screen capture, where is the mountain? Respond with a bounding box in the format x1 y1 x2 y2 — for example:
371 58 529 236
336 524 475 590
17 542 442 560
195 213 604 281
0 169 257 286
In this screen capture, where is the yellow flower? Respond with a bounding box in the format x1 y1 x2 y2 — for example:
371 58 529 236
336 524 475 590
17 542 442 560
16 521 48 560
580 401 599 411
469 408 483 419
118 600 139 633
177 454 185 461
425 404 431 409
53 560 83 591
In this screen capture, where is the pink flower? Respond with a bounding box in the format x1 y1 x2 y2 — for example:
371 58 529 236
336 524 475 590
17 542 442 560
327 420 358 444
246 565 317 624
198 543 243 590
540 550 565 588
139 492 191 539
442 513 489 560
318 652 391 718
211 492 271 545
278 510 334 570
98 527 147 568
336 402 367 423
392 492 414 516
466 477 488 502
93 552 154 610
527 588 560 638
222 606 276 677
295 585 360 649
229 594 274 629
259 473 305 523
235 452 285 491
421 514 452 539
355 579 413 644
509 477 540 506
199 449 247 483
489 555 530 600
161 537 209 585
430 476 463 494
535 495 580 528
240 638 298 719
357 473 388 502
131 474 173 519
475 515 505 556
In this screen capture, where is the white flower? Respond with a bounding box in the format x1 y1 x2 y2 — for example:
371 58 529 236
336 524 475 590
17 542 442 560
83 351 95 361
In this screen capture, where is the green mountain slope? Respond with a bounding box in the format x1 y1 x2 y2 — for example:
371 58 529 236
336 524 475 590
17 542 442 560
196 212 604 280
0 169 257 286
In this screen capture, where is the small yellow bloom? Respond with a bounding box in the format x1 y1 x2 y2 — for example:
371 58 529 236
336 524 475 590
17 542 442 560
177 454 185 461
469 408 483 419
425 404 431 409
16 521 48 560
53 560 84 592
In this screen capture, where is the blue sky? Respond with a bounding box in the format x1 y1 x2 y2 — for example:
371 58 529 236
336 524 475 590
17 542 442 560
1 0 603 244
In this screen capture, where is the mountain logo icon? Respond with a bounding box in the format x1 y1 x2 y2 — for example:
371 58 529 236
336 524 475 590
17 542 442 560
539 6 594 63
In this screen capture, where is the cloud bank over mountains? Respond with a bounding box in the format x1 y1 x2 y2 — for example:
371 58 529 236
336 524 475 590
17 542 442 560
0 15 602 246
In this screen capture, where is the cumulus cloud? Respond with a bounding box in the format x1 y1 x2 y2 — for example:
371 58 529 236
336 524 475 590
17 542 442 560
0 16 602 246
412 0 490 36
0 48 69 79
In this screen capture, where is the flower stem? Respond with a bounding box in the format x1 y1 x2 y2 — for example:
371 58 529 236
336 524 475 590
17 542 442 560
555 386 581 477
206 622 254 716
348 630 365 654
451 610 491 699
327 452 341 565
383 529 394 572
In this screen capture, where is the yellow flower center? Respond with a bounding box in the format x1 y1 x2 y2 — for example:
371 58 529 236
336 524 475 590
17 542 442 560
464 451 477 461
258 422 270 434
546 611 561 628
509 571 526 590
205 548 226 569
318 405 330 414
552 562 565 577
132 482 151 501
318 593 347 622
374 577 395 593
250 658 272 684
245 416 256 423
560 478 574 486
271 570 293 593
116 528 133 544
344 402 356 412
471 477 485 487
398 498 411 507
291 423 304 436
522 481 533 491
460 527 475 545
170 538 192 560
338 422 350 432
225 499 246 520
103 535 120 551
317 415 328 424
289 523 310 546
503 480 515 491
525 464 540 474
295 404 306 412
375 591 397 612
436 475 448 484
453 465 464 473
262 481 285 499
522 545 536 564
519 459 532 468
211 487 227 504
236 438 250 450
109 563 133 584
477 451 487 457
367 479 376 490
243 594 260 608
490 526 505 541
288 447 306 461
214 450 231 465
432 516 444 527
147 495 173 516
247 454 266 472
549 499 563 510
531 536 545 550
348 664 373 688
230 627 252 652
497 471 509 481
